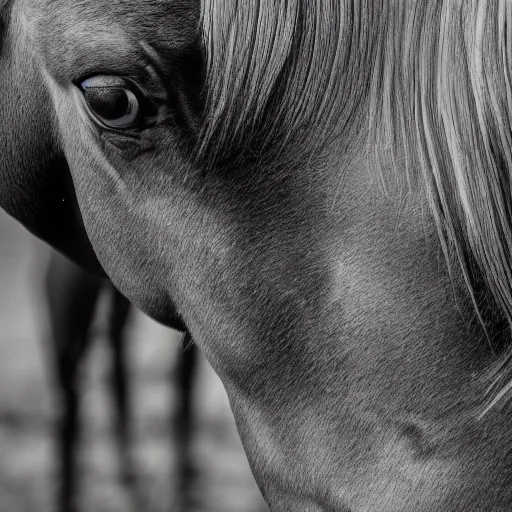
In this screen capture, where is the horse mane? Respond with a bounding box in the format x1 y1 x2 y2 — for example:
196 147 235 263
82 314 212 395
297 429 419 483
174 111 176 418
199 0 378 162
369 1 512 409
201 0 512 408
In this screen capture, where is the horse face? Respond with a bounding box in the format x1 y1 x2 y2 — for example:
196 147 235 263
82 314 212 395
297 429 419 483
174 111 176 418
3 1 512 510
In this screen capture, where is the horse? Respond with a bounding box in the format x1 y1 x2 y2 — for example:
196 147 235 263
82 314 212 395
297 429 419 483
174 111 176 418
44 251 198 512
2 0 512 510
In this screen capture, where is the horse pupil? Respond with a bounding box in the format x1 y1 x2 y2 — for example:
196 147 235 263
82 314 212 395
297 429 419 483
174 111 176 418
86 87 130 121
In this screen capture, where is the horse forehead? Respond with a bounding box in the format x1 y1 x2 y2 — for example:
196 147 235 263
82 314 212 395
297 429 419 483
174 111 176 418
26 0 199 66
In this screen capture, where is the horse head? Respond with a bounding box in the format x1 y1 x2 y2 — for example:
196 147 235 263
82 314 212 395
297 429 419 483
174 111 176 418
2 1 512 510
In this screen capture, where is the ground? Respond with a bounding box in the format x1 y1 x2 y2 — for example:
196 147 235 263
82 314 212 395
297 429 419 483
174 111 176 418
0 209 268 512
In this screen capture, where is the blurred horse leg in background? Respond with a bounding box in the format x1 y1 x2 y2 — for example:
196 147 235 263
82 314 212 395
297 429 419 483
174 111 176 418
172 331 198 511
105 284 135 487
44 250 201 512
44 252 102 512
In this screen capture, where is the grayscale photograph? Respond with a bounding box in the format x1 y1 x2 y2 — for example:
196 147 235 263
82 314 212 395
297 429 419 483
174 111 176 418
0 1 510 511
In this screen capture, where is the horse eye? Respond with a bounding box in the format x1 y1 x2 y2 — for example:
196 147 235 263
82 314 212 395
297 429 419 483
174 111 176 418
79 75 144 129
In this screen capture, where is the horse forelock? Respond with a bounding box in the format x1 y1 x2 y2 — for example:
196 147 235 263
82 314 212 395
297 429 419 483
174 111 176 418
198 0 380 163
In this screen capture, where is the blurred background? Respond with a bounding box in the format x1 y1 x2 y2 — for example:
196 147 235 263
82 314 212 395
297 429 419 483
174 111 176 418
0 208 268 512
